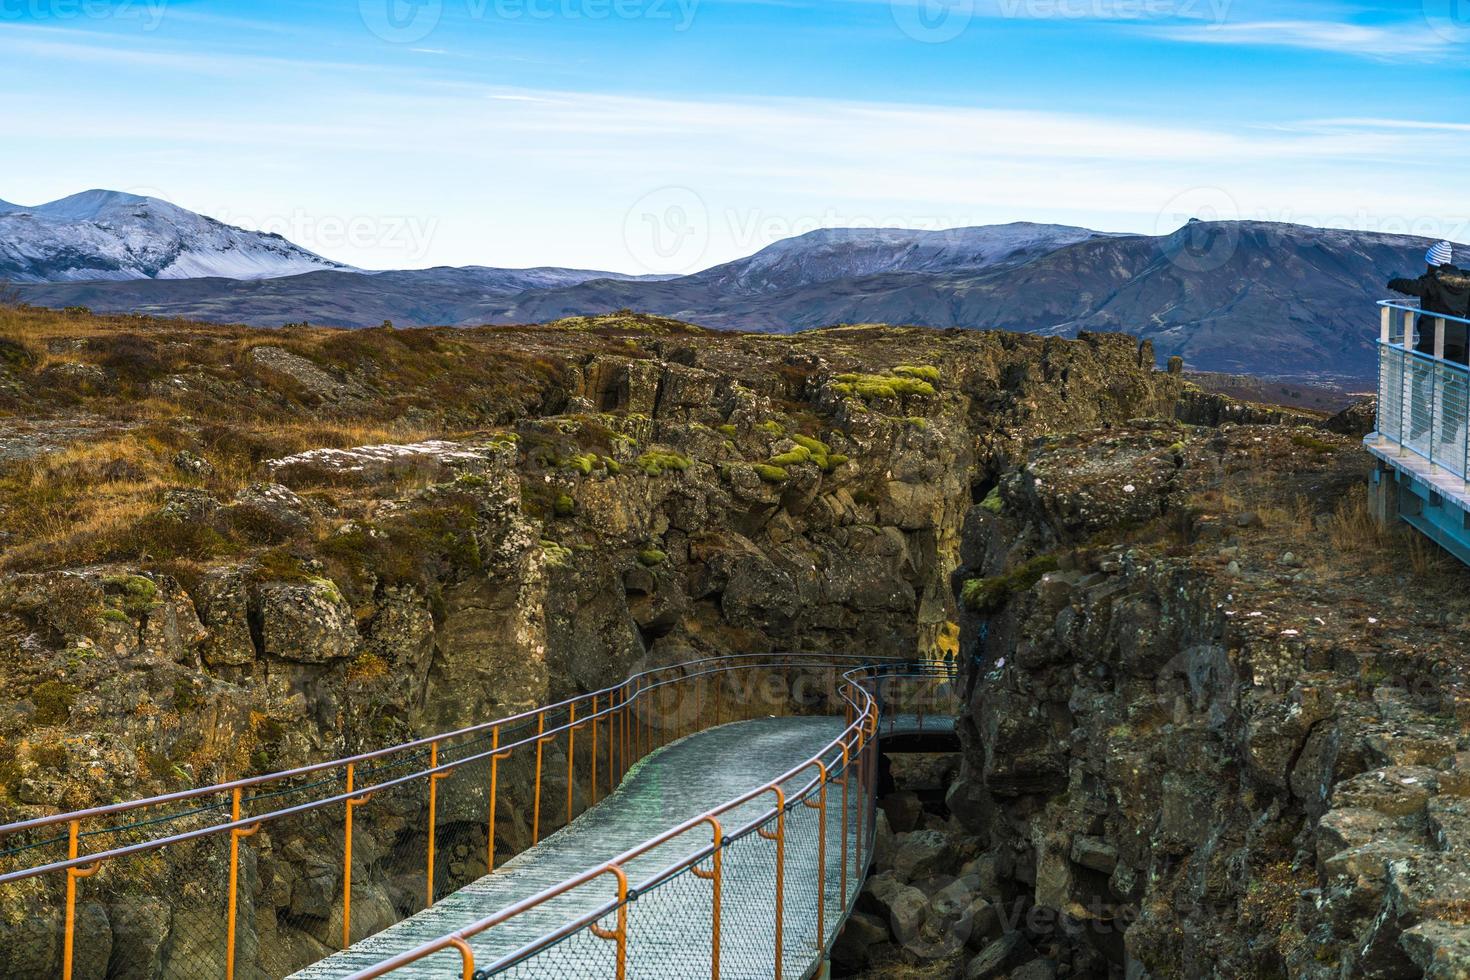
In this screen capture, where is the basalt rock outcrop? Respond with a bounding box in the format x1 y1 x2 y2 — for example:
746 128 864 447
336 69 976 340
0 310 1178 977
947 417 1470 979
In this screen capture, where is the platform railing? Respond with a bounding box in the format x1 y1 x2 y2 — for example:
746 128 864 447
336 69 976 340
344 665 962 980
1375 300 1470 482
0 653 958 980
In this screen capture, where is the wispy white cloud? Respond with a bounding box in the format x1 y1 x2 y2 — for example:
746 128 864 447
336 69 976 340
1308 117 1470 134
9 80 1464 270
0 23 382 76
1161 18 1452 59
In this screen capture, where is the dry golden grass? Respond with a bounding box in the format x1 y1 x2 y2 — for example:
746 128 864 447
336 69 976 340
0 405 446 571
1327 495 1391 553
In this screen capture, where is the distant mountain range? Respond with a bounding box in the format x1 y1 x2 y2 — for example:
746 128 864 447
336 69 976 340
5 190 1458 379
0 190 351 281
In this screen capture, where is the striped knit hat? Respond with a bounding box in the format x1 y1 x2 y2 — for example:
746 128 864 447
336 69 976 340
1428 241 1454 267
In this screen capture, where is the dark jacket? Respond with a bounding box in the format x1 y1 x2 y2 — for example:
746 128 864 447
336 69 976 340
1389 265 1470 319
1391 265 1470 360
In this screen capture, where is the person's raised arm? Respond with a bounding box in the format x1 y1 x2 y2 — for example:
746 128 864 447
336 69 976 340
1389 274 1430 298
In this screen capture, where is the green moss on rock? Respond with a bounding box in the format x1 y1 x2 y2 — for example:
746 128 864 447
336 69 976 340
31 680 79 726
637 451 693 477
564 452 598 475
893 364 941 383
961 554 1059 613
833 372 937 400
770 448 812 467
540 539 574 566
753 464 789 484
103 574 159 616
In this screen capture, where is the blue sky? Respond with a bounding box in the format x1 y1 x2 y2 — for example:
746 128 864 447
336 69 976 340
1 0 1467 272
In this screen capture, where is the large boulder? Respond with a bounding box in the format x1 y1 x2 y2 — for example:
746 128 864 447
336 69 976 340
893 829 956 882
256 579 357 664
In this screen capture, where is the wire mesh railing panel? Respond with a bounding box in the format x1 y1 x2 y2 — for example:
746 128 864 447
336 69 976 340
623 863 716 979
1378 344 1404 440
98 826 233 979
712 828 786 980
1406 355 1435 460
1435 361 1470 478
494 914 621 980
778 798 824 976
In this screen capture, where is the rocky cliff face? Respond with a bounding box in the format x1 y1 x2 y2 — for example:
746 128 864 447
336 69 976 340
10 304 1458 979
0 308 1178 975
946 416 1470 979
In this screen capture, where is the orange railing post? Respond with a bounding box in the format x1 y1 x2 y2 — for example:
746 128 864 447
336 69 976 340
226 788 261 980
427 741 455 908
758 787 787 980
840 741 851 905
802 764 829 947
590 695 599 806
342 762 375 949
588 864 630 980
448 937 476 980
854 728 867 885
487 726 510 874
566 703 577 825
62 819 101 980
426 742 438 908
532 712 546 845
691 818 725 979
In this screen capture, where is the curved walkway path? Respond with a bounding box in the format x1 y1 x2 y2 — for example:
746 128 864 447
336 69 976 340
295 713 949 979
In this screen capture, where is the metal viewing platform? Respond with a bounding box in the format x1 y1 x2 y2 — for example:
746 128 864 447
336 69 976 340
1367 300 1470 565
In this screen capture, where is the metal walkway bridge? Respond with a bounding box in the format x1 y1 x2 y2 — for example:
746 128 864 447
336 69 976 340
0 654 959 980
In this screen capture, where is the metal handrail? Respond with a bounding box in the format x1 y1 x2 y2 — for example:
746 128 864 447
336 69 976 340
0 650 896 842
1380 299 1470 331
341 663 947 980
1 652 953 980
0 654 902 883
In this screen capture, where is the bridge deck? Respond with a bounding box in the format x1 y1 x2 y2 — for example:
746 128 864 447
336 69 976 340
295 712 951 979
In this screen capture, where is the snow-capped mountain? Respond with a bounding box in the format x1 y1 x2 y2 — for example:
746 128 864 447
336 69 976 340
0 190 350 282
688 223 1116 294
